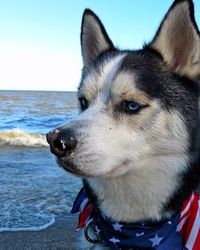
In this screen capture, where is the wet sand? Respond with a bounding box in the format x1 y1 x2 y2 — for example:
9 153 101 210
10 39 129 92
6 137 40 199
0 215 94 250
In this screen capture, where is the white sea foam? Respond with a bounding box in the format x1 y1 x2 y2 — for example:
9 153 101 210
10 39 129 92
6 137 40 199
0 216 55 232
0 129 48 147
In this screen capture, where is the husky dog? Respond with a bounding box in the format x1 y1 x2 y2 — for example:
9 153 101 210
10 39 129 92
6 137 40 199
47 0 200 249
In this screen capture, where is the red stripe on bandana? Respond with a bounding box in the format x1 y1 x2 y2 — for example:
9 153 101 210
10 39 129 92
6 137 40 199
193 229 200 249
177 192 200 250
76 201 94 230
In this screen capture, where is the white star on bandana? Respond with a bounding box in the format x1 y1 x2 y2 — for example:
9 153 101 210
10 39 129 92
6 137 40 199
109 237 120 245
149 234 163 247
136 232 144 237
112 223 123 231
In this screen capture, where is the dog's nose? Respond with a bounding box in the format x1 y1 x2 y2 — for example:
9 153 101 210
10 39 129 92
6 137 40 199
46 129 77 157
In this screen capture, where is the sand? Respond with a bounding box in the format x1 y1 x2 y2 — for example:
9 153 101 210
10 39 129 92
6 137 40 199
0 215 94 250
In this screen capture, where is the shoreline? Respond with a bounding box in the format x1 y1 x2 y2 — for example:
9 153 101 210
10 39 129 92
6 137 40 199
0 215 93 250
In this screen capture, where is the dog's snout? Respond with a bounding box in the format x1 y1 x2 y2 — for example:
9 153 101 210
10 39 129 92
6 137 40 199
46 129 77 157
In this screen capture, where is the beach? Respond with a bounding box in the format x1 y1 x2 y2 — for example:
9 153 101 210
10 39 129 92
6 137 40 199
0 215 94 250
0 145 89 250
0 91 89 249
0 146 93 250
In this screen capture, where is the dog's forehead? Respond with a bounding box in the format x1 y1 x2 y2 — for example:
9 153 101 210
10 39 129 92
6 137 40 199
79 53 125 99
79 52 147 100
79 51 156 101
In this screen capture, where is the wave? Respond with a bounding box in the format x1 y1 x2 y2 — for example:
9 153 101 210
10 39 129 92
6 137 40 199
0 129 48 148
0 216 55 232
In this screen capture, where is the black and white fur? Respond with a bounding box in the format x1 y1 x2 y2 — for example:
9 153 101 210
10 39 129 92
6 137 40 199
47 0 200 248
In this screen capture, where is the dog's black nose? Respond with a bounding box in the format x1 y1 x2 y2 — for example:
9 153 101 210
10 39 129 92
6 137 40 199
46 129 77 157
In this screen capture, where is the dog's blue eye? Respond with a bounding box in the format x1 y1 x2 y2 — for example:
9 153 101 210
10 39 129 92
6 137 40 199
126 102 141 113
79 97 88 111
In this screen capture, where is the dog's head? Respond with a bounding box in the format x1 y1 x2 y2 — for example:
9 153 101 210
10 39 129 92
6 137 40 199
47 1 200 179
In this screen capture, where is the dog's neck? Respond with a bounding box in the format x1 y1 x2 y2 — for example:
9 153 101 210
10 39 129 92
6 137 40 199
86 154 189 223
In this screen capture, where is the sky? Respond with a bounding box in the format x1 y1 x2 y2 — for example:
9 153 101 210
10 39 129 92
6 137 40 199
0 0 200 91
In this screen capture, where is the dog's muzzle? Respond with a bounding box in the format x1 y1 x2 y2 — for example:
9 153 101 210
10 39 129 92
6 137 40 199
46 128 77 157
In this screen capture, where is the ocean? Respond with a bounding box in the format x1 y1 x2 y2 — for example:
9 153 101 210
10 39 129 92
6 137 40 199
0 90 82 232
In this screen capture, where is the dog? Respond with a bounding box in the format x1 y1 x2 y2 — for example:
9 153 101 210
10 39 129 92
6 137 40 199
47 0 200 249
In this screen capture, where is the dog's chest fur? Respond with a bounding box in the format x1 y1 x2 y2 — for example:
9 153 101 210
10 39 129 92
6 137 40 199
86 156 187 223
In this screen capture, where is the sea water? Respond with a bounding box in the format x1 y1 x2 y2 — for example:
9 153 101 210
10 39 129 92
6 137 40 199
0 90 82 231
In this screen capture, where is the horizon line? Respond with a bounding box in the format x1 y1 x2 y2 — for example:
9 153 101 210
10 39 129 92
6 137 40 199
0 89 77 92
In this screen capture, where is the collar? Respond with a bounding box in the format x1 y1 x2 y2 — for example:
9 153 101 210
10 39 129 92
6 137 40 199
71 188 200 249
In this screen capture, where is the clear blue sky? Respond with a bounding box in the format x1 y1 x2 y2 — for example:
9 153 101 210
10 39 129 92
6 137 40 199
0 0 200 91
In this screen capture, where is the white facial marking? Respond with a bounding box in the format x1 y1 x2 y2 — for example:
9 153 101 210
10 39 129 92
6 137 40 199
80 54 126 101
101 54 126 101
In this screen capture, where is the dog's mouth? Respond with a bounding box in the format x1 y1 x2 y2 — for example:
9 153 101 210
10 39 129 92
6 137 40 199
56 157 91 177
56 155 133 178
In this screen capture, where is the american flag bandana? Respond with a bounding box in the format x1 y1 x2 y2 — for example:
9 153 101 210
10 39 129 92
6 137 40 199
71 188 200 249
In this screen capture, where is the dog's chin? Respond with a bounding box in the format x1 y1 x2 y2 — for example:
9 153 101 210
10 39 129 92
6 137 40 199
56 158 87 177
56 157 133 178
56 157 105 178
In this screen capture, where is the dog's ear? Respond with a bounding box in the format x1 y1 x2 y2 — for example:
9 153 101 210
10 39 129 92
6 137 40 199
81 9 114 67
150 0 200 79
